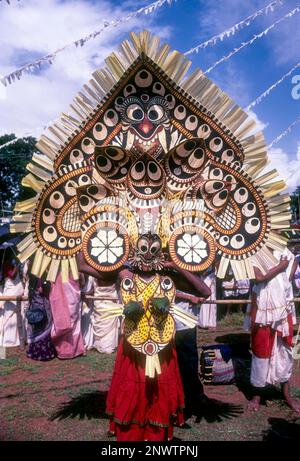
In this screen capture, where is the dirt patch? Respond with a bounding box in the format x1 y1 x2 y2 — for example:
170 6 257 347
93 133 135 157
1 323 300 441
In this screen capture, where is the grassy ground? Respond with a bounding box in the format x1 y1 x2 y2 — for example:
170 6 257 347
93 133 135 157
1 314 300 441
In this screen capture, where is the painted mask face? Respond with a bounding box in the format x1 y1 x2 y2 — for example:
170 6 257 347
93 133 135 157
119 93 170 155
129 233 164 272
94 146 132 189
128 154 166 200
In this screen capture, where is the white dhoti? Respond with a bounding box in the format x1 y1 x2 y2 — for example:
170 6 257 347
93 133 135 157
93 283 120 354
250 248 296 388
0 276 24 347
251 334 293 387
198 272 217 328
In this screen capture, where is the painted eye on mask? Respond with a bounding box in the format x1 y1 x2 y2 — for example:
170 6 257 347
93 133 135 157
126 104 144 122
49 191 65 209
161 276 173 291
138 238 149 254
79 195 95 213
122 277 134 291
96 155 113 173
43 226 57 243
147 161 162 182
70 149 84 164
150 240 161 255
105 146 126 162
147 104 165 122
42 208 56 225
131 161 146 181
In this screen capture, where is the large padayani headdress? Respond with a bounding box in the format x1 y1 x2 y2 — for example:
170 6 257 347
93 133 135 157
11 31 291 282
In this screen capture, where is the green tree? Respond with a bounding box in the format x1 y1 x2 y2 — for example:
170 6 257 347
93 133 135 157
0 134 37 214
290 186 300 224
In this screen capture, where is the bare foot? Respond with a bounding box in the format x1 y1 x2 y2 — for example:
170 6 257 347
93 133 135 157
247 395 261 412
285 396 300 413
281 382 300 413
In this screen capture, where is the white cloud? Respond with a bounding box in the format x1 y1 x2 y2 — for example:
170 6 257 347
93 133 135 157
246 109 268 133
0 0 172 138
266 142 300 193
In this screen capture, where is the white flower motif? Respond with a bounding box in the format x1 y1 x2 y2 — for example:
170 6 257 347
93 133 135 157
91 229 124 264
177 233 208 263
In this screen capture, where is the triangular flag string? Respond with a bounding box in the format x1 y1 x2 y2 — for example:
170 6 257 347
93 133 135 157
184 0 283 56
268 117 300 149
204 5 300 74
0 0 177 86
0 0 283 87
246 60 300 111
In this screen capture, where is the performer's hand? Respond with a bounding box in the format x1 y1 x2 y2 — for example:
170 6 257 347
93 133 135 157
162 259 176 270
123 301 144 322
151 297 170 314
279 256 289 271
195 296 206 303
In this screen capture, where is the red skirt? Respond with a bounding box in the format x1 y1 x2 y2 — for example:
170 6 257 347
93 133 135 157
106 337 185 441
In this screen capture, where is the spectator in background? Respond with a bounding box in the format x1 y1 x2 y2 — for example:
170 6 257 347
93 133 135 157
0 259 24 348
236 279 251 313
293 255 300 315
49 274 85 359
173 265 211 420
248 248 300 413
198 266 217 330
92 278 120 354
293 255 300 292
80 275 95 351
221 269 238 317
26 274 56 361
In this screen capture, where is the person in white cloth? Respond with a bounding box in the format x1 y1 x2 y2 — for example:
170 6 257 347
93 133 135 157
80 274 95 351
247 247 300 413
92 278 120 354
198 267 217 330
0 260 25 348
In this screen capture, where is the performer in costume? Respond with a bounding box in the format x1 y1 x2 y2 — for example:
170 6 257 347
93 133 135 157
78 232 211 441
10 30 295 437
248 247 300 413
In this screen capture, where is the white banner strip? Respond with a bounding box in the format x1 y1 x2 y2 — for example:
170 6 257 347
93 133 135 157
0 0 176 86
246 61 300 110
184 0 283 56
0 0 21 4
268 118 300 149
204 5 300 74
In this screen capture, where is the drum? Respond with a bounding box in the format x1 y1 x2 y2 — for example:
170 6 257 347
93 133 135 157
200 344 235 384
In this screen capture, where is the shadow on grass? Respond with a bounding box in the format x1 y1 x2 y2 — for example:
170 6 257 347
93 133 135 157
49 390 108 421
0 379 105 400
214 333 250 345
263 417 300 440
194 398 244 423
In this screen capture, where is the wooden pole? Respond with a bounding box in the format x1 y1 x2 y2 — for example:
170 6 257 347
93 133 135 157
1 296 300 304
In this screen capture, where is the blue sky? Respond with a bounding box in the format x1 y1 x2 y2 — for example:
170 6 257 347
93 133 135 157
0 0 299 190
